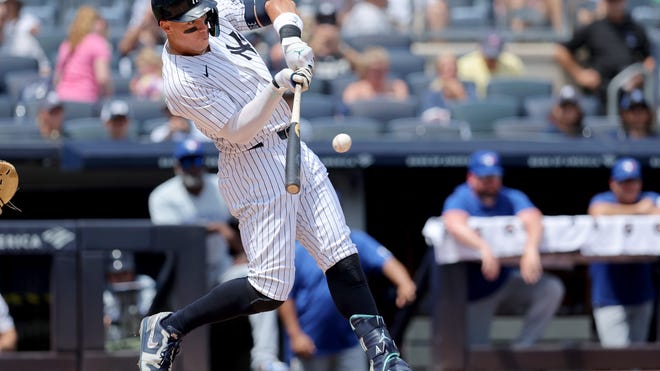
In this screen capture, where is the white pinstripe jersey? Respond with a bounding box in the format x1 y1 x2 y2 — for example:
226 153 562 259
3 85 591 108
161 0 291 154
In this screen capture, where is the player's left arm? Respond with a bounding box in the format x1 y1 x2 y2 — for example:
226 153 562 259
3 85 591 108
517 207 543 284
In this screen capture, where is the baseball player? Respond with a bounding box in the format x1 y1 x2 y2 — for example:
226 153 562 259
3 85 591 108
138 1 411 371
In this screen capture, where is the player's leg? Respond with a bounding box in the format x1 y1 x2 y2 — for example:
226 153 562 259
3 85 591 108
139 151 296 371
498 270 564 346
138 277 283 370
593 305 631 347
296 148 411 371
625 301 653 344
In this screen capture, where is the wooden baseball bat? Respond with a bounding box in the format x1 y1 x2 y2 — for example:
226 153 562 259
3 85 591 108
285 84 302 194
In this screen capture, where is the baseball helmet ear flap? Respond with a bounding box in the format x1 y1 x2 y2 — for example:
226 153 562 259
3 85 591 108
206 7 219 37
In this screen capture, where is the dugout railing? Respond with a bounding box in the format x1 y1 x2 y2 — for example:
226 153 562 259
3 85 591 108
0 220 208 371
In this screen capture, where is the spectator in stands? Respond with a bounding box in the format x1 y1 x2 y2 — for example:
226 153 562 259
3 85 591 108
420 52 478 123
495 0 565 34
100 99 134 141
554 0 654 110
117 0 164 58
422 0 449 32
457 30 526 97
53 6 112 104
0 293 16 352
307 3 360 95
442 150 565 346
587 157 660 347
279 230 416 371
35 90 64 141
545 85 587 138
340 0 397 37
103 249 156 350
216 217 289 371
616 88 656 140
342 46 409 105
130 47 163 101
148 106 208 143
0 0 51 76
148 139 235 288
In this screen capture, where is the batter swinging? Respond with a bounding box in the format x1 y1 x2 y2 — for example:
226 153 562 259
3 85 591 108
138 0 411 370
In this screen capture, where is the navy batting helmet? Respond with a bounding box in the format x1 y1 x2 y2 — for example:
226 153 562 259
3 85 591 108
151 0 218 22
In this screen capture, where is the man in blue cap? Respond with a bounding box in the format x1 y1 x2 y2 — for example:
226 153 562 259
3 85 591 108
441 150 565 346
587 157 660 347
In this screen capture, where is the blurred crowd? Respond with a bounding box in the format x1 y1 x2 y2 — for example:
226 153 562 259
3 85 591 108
0 0 658 143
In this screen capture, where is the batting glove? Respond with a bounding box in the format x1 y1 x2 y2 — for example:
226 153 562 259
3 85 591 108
281 37 315 72
272 67 312 93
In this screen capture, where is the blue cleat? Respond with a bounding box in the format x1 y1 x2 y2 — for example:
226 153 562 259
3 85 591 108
138 312 182 371
350 314 411 371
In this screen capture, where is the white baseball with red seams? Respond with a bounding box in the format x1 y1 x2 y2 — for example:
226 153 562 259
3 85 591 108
332 133 352 153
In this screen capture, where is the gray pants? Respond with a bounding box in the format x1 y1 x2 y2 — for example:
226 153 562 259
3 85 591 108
593 301 653 347
290 344 367 371
467 270 565 346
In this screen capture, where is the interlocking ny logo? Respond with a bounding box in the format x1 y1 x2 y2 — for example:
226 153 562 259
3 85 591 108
227 31 256 60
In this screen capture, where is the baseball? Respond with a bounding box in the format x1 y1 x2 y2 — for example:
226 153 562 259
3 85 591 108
332 133 352 153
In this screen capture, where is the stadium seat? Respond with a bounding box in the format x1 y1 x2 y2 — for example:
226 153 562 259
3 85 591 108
0 123 42 141
387 49 428 79
300 93 340 119
486 77 554 115
4 70 42 104
63 117 139 141
449 96 518 137
122 98 166 123
583 115 622 139
308 115 384 140
347 97 419 125
0 95 13 118
61 100 98 121
523 95 601 118
342 32 413 52
492 116 563 140
385 117 472 140
0 56 40 95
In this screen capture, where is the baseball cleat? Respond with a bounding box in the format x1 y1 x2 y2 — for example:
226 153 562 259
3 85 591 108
350 314 412 371
138 312 182 371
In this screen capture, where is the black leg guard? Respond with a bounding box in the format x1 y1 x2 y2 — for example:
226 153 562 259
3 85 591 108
350 314 411 371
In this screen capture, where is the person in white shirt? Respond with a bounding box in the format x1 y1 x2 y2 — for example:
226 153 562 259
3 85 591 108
0 0 51 76
0 293 16 352
148 139 236 287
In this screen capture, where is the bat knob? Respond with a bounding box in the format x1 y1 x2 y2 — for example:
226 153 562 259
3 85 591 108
286 184 300 194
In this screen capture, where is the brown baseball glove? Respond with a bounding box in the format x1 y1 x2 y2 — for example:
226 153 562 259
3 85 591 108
0 160 20 215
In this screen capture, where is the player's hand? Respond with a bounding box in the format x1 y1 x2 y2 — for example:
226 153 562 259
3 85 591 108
281 36 315 71
273 68 311 93
292 66 312 91
480 247 500 281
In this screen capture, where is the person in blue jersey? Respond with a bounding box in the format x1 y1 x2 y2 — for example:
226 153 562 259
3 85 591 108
441 149 565 346
279 230 417 371
587 157 660 347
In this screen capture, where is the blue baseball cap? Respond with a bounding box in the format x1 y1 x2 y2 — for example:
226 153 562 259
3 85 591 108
611 157 641 182
174 138 204 159
619 89 648 111
468 150 503 177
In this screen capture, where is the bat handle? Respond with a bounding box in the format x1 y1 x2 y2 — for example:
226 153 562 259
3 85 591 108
285 85 302 194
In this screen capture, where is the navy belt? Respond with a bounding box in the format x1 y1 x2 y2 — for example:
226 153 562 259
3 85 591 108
248 128 288 151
